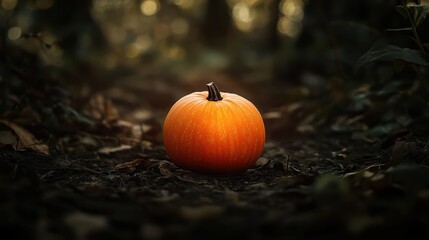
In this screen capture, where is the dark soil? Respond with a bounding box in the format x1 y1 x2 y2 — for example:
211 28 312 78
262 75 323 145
2 130 429 240
1 41 429 240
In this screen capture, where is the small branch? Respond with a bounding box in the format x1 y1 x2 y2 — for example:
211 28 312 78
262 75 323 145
402 1 426 53
37 166 101 175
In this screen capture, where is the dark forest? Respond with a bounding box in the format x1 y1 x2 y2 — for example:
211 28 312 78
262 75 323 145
1 0 429 239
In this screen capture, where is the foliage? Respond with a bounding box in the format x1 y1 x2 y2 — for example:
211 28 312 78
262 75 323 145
355 0 429 72
354 44 428 74
2 1 429 239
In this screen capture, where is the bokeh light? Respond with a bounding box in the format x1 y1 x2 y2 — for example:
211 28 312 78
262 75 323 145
140 0 159 16
173 0 194 9
232 2 255 32
277 16 301 38
278 0 304 38
280 0 304 21
7 26 22 40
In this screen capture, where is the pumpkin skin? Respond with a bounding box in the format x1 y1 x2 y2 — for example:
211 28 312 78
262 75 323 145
163 83 265 173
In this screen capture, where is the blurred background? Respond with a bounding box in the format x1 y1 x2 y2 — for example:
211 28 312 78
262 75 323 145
1 0 428 141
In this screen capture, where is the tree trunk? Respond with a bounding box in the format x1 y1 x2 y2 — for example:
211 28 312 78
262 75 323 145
200 0 233 48
267 0 281 52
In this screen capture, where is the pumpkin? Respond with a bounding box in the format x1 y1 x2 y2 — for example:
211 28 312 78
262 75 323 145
163 82 265 173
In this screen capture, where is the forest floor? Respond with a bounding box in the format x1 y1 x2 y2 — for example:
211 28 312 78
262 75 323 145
1 69 429 240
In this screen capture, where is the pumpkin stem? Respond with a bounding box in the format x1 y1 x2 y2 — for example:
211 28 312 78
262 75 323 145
206 82 223 101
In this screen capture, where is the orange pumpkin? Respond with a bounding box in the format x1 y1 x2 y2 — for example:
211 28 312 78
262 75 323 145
163 82 265 173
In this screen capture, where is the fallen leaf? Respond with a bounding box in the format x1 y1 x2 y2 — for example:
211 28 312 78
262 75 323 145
255 157 269 167
115 159 143 169
98 144 132 154
86 94 119 122
0 120 49 155
111 120 147 139
78 135 98 146
158 161 176 177
132 109 153 121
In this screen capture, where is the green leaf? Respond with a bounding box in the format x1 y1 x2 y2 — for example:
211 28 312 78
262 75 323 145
354 44 429 74
395 5 408 19
408 3 429 26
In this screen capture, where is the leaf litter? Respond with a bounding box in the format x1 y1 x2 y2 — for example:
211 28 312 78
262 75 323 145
2 75 429 240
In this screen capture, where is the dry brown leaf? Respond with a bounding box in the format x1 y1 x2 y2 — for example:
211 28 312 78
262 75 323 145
131 109 153 121
98 144 132 154
158 161 175 177
112 120 146 139
86 94 119 122
255 157 269 167
0 120 49 155
78 135 98 146
115 159 143 169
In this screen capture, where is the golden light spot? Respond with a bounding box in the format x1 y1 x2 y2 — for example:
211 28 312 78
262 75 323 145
280 0 304 21
1 0 17 10
35 0 54 9
234 20 253 32
233 3 253 23
7 27 21 40
232 2 256 32
244 0 260 5
173 0 194 9
229 0 260 8
171 18 189 36
277 16 301 38
140 0 159 16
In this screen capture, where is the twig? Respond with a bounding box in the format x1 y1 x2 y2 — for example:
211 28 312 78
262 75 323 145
402 0 426 53
37 166 101 175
